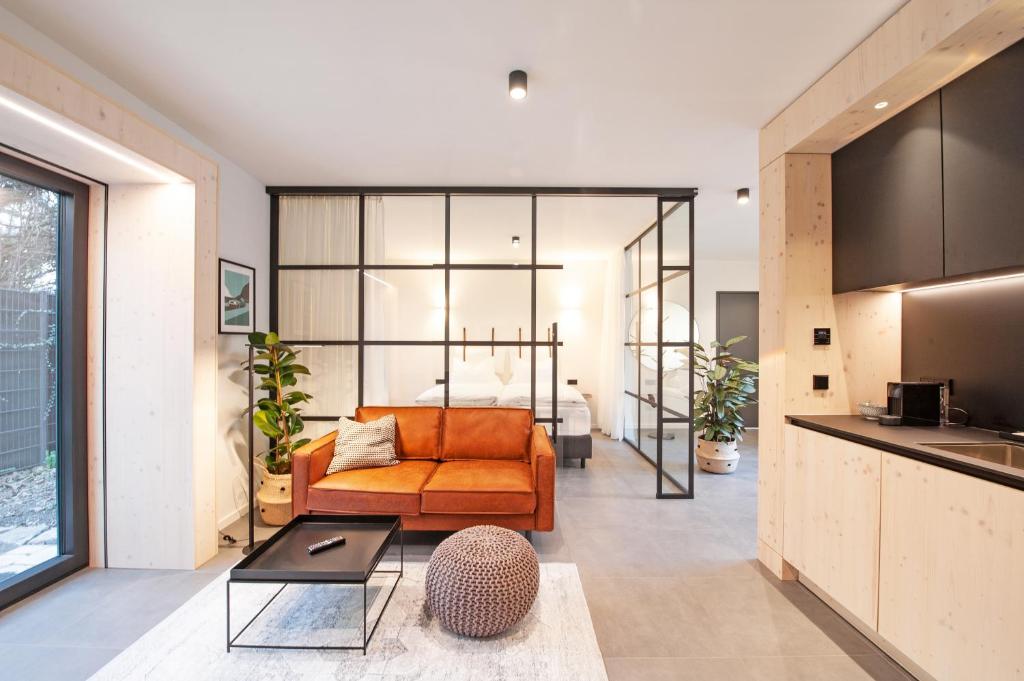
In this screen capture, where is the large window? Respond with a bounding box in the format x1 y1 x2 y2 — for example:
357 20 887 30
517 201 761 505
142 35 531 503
0 152 89 609
623 198 695 498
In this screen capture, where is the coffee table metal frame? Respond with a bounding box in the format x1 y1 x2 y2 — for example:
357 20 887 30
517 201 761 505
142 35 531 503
226 514 403 655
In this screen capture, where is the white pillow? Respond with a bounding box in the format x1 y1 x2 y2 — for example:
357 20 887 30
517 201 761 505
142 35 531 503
510 356 552 384
451 355 499 383
326 414 398 474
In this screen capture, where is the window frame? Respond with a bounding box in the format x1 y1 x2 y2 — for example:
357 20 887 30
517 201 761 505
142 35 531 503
0 151 90 610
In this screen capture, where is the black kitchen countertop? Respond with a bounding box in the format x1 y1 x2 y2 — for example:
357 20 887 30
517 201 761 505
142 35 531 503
786 414 1024 491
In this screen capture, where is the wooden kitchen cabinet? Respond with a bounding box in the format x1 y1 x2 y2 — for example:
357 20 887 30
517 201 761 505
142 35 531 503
783 425 882 628
879 453 1024 681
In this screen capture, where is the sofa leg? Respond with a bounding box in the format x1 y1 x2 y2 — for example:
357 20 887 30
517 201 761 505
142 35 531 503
524 530 533 543
580 458 586 469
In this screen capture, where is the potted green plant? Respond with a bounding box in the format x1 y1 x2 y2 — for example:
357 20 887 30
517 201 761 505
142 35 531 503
243 331 313 525
692 335 758 474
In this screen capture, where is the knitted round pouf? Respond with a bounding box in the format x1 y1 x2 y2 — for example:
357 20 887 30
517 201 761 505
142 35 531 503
426 525 540 638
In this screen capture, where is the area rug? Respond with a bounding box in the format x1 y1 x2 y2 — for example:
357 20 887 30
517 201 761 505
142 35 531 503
89 562 608 680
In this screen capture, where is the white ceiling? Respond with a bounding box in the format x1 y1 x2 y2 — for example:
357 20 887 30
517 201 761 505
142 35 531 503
0 0 905 259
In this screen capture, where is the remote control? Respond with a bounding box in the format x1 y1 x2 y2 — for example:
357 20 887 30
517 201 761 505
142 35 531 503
307 535 346 555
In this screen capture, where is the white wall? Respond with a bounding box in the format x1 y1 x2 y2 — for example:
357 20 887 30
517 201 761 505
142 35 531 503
215 172 270 529
348 260 610 425
437 260 607 422
0 10 270 542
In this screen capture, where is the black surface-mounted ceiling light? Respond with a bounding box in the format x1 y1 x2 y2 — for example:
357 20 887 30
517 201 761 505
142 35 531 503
509 70 528 100
737 188 750 205
512 235 521 248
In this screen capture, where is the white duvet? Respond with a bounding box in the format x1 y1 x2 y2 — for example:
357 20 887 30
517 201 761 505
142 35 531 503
498 382 587 408
414 380 503 407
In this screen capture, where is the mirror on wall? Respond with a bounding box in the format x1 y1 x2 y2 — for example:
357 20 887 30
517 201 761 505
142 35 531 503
627 300 698 372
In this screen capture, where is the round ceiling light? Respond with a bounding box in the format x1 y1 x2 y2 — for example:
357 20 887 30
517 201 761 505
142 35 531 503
509 70 528 100
874 100 889 110
737 188 750 205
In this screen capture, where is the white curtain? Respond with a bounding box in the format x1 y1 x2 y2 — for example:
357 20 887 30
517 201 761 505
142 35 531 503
362 196 390 405
277 196 362 417
597 251 625 439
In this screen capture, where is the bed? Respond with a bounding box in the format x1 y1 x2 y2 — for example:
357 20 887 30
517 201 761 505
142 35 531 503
413 380 503 407
414 355 504 406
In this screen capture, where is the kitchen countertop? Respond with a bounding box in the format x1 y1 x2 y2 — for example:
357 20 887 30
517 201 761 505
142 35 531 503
787 414 1024 491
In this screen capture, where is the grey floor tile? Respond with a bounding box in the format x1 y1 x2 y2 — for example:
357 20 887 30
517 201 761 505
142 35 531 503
0 430 910 681
605 655 915 681
743 654 917 681
2 643 121 681
605 656 751 681
677 576 877 658
581 576 719 659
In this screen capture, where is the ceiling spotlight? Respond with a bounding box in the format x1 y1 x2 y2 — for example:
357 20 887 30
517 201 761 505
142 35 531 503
512 235 521 248
509 70 528 100
737 188 750 206
874 100 889 110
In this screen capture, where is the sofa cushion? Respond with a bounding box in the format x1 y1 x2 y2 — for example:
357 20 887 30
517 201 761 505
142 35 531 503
326 415 398 474
421 460 536 515
356 406 442 459
440 407 533 461
308 460 438 515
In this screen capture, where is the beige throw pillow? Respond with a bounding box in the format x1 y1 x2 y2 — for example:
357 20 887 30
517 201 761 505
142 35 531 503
326 414 399 474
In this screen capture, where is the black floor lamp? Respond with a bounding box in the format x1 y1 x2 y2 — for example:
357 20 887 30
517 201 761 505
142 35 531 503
243 342 263 555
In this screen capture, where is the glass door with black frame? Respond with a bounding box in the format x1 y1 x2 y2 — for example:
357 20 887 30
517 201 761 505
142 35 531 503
0 153 88 610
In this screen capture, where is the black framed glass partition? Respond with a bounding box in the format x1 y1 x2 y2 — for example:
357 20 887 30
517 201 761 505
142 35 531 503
269 187 696 479
623 198 695 498
270 190 569 447
0 151 89 610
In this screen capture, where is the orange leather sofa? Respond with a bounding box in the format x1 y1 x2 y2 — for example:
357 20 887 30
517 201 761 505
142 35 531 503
291 406 556 532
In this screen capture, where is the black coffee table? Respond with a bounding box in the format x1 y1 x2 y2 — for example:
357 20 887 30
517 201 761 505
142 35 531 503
226 514 403 654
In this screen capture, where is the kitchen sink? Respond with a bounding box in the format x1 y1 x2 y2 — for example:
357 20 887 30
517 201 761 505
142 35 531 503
920 442 1024 471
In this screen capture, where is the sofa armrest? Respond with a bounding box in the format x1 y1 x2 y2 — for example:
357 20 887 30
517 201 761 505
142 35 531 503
530 425 556 531
291 431 337 517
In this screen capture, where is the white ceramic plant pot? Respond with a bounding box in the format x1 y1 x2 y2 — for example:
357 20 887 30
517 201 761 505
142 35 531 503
256 469 292 526
696 438 740 474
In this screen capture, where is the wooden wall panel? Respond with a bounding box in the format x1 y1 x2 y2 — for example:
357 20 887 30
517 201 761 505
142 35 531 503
105 184 197 569
757 154 901 578
879 453 1024 681
760 0 1024 168
757 157 786 558
192 161 219 565
0 34 220 568
780 155 849 417
86 184 106 567
783 425 881 629
833 292 901 411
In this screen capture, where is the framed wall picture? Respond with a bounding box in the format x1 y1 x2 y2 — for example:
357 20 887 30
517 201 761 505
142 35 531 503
219 259 255 334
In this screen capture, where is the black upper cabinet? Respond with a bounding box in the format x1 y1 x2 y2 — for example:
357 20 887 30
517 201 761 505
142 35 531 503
941 40 1024 277
832 92 944 293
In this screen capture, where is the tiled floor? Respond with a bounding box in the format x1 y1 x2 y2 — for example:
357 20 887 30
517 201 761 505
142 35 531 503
0 433 914 680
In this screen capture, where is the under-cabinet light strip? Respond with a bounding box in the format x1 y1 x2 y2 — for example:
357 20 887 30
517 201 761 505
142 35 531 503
901 271 1024 293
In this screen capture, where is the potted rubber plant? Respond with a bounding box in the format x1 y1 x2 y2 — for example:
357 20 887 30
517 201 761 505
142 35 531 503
243 331 313 525
692 335 758 474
